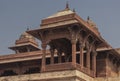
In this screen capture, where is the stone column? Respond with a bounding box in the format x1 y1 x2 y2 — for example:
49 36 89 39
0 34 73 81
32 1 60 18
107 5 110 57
92 51 97 76
41 43 47 72
58 52 62 63
86 50 91 69
50 49 54 64
26 47 30 52
16 62 22 75
71 39 76 66
80 44 84 68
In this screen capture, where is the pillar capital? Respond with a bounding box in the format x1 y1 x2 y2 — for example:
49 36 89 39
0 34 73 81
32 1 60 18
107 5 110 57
71 39 77 44
79 43 85 48
41 43 47 49
92 51 97 56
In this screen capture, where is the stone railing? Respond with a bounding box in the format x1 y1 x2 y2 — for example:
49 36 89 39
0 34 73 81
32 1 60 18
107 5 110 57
80 66 95 77
45 62 95 77
45 62 74 72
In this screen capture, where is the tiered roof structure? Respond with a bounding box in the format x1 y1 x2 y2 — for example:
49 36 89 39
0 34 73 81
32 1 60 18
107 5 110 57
9 32 40 53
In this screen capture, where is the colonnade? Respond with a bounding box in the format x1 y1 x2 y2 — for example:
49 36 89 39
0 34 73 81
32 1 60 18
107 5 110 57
41 39 97 75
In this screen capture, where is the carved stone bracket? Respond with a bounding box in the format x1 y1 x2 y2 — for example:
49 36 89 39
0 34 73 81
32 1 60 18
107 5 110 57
92 49 97 56
41 43 47 49
68 27 77 41
83 34 90 46
38 31 44 42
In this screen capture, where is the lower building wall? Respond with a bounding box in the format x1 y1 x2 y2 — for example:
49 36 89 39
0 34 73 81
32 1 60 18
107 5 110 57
95 77 120 81
106 58 118 77
0 70 93 81
96 59 107 77
118 67 120 76
1 69 120 81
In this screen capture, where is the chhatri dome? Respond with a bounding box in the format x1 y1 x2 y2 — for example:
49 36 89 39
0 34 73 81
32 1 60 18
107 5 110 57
19 32 36 43
9 31 40 53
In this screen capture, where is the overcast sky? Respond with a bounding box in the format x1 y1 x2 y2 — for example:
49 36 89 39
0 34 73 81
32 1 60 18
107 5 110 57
0 0 120 55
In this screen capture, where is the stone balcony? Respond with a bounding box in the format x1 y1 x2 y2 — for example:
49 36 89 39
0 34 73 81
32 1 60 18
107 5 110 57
45 62 95 77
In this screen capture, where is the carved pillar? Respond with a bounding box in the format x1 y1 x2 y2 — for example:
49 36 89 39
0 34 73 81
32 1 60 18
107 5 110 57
15 62 22 75
80 43 84 68
85 41 92 70
50 49 54 64
58 53 62 63
71 39 76 66
92 50 97 76
69 27 77 67
86 50 91 69
41 43 47 72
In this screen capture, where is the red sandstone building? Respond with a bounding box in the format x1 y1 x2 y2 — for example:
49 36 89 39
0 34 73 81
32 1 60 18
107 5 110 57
0 4 120 81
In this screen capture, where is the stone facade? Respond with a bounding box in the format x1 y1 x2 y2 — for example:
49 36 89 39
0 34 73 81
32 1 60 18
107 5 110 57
0 4 120 81
0 70 93 81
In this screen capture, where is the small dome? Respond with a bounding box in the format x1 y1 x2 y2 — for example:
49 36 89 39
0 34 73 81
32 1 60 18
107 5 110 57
19 32 35 40
15 32 38 46
10 31 40 53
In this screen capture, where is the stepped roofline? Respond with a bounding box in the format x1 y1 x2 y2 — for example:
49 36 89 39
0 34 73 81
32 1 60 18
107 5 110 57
0 47 120 64
9 31 40 53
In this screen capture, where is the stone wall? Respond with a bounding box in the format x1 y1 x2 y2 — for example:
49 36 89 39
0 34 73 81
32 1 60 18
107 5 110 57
1 69 120 81
96 59 107 77
95 77 120 81
0 70 93 81
106 58 118 77
118 67 120 76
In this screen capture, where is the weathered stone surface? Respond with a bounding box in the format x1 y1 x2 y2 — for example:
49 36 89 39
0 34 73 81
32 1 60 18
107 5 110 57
95 77 120 81
0 70 93 81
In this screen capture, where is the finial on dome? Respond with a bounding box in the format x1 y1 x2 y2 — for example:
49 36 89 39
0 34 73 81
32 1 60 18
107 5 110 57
27 27 29 31
87 16 97 28
65 1 70 10
73 8 76 12
87 16 90 20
